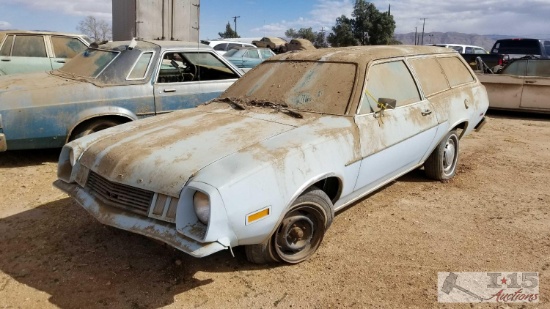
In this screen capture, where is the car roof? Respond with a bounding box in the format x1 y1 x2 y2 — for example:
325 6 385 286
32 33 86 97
271 45 456 65
0 30 87 37
99 40 212 51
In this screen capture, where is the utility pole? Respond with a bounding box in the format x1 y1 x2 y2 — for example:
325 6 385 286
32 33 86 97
420 18 427 45
232 15 240 37
414 27 418 45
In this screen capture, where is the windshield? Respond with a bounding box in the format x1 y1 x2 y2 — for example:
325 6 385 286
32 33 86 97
221 61 356 115
59 48 119 78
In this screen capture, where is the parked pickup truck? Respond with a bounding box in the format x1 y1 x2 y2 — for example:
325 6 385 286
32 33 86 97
463 38 550 72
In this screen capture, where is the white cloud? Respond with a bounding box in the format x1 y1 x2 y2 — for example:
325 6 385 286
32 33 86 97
383 0 550 37
6 0 111 20
0 21 12 29
250 0 354 37
250 0 550 39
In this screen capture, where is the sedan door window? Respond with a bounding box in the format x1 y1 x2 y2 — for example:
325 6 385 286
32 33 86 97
359 60 421 114
12 35 47 57
0 35 13 56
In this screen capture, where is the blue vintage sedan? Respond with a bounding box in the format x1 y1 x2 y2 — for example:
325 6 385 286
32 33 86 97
0 40 243 151
223 47 275 70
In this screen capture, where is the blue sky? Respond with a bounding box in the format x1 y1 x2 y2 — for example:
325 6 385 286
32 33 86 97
1 0 549 39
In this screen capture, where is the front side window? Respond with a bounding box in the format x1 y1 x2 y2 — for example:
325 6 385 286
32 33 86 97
51 36 87 58
246 50 260 59
526 60 550 77
260 49 274 59
359 60 421 114
12 35 47 57
0 35 14 56
502 60 527 76
157 51 239 83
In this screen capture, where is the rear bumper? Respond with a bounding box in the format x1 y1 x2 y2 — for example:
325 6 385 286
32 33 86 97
53 180 228 258
474 116 487 132
0 133 6 152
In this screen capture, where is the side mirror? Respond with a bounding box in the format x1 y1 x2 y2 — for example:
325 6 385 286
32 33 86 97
377 98 396 110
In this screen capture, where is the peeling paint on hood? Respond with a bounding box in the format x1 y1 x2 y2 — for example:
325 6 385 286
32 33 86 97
78 103 312 196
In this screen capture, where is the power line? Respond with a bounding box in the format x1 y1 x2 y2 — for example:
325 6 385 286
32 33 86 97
232 16 240 37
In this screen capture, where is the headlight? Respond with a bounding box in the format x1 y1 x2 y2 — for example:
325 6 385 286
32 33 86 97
193 191 210 225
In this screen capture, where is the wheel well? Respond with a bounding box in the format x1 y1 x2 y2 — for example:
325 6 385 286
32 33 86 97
68 115 132 141
453 121 468 139
312 177 342 204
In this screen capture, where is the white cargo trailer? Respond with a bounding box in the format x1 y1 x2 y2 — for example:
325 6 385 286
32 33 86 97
112 0 200 42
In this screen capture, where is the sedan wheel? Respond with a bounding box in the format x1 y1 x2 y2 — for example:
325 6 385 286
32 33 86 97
245 187 334 264
425 130 459 180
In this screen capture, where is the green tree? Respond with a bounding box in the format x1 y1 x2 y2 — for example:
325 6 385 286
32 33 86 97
327 15 358 47
285 27 316 42
328 1 395 47
314 31 329 48
218 22 239 39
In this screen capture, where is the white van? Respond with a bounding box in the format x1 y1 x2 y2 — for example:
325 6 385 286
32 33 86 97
434 44 488 54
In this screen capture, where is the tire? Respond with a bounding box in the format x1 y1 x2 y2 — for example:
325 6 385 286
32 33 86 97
424 130 459 180
70 118 122 141
245 187 334 264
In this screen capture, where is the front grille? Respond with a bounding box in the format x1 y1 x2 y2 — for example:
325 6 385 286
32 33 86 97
86 171 154 215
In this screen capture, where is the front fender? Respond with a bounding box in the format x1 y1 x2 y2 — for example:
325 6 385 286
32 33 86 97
66 106 138 142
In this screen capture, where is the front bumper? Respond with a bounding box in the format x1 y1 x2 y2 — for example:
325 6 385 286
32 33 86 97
53 180 228 258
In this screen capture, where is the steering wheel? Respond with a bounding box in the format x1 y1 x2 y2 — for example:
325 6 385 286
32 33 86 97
185 62 198 80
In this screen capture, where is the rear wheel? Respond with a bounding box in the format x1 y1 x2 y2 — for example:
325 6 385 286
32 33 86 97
70 118 123 141
245 187 334 264
424 130 459 180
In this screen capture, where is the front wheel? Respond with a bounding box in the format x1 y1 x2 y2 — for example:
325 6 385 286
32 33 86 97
245 187 334 264
424 130 459 180
70 118 123 141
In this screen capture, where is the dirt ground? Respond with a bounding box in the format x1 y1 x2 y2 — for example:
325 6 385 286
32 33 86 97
0 111 549 308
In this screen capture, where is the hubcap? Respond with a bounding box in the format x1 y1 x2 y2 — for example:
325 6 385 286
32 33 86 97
277 215 314 252
443 137 457 173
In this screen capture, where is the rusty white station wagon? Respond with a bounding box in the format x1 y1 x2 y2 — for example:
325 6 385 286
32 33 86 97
55 46 489 264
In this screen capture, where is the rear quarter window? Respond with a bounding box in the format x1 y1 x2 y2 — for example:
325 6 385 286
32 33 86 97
408 57 450 97
51 36 87 58
437 57 474 87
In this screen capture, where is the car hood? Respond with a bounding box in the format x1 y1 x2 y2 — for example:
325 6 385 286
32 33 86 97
78 103 312 197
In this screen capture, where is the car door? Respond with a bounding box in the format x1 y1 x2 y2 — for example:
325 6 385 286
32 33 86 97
353 59 439 191
153 51 241 113
242 49 261 68
0 34 52 74
478 60 527 110
49 36 88 69
520 60 550 110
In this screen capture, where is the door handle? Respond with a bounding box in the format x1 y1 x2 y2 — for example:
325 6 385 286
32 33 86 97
1 59 10 62
421 109 432 116
56 60 66 63
163 89 176 93
525 80 537 84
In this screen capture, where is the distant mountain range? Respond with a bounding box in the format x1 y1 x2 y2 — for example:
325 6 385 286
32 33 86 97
393 32 549 50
